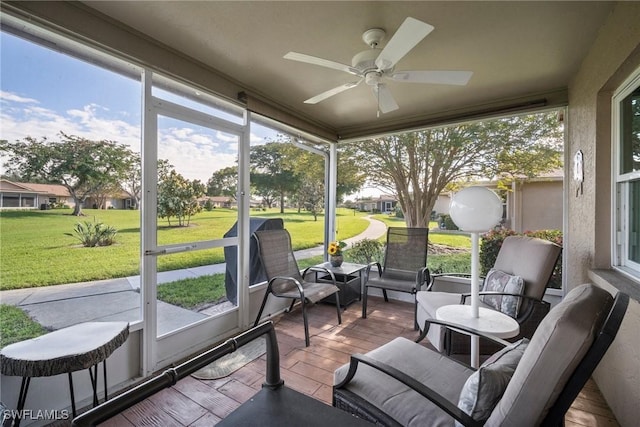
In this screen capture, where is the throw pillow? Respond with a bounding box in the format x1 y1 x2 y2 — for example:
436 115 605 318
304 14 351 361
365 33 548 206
456 339 529 426
481 269 525 317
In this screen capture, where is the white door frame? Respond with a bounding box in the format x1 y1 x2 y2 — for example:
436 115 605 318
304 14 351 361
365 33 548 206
140 70 251 373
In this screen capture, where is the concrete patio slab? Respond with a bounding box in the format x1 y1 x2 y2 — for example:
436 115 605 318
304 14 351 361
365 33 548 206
126 263 227 290
18 289 210 335
0 278 133 306
20 290 142 331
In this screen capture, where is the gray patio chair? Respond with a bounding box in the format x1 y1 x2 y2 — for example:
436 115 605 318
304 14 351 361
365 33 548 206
253 229 342 347
333 283 628 426
362 227 430 330
416 235 561 355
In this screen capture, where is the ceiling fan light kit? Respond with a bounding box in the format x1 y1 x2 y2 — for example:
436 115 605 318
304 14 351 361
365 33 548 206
284 17 473 115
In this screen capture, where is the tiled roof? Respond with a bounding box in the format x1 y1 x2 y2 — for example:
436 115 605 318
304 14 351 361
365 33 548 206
0 180 71 197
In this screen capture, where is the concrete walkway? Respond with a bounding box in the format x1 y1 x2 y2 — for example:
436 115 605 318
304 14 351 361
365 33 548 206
0 216 387 334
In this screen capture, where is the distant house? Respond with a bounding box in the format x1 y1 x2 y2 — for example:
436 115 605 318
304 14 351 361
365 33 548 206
0 179 134 210
434 170 564 232
199 196 264 209
199 196 235 208
355 194 397 214
0 179 73 209
84 191 135 210
352 171 563 232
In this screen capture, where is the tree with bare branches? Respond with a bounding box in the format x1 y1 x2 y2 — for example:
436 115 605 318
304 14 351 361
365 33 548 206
345 112 563 227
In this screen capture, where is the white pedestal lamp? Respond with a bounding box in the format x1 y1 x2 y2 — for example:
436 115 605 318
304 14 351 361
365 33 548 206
449 186 503 322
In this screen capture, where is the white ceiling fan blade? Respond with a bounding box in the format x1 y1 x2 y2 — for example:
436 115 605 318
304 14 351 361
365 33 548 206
375 17 434 70
284 52 361 76
304 80 362 104
372 84 399 113
390 70 473 85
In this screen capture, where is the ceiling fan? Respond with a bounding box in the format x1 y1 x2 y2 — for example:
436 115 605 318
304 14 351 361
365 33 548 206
284 17 473 115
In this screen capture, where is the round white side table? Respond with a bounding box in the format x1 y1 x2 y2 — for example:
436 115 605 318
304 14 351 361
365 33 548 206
436 305 519 368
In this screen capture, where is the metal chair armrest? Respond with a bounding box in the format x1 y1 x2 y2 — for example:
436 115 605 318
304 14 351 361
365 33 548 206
270 276 305 295
302 267 337 285
416 317 511 349
417 267 431 291
366 262 383 278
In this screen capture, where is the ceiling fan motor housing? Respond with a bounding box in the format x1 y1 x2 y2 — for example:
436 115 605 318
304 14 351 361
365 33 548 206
352 48 383 73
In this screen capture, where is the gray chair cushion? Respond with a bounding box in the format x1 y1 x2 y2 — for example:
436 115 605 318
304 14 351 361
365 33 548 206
481 269 525 317
456 339 529 426
366 276 417 293
334 337 474 427
275 280 340 303
485 284 613 427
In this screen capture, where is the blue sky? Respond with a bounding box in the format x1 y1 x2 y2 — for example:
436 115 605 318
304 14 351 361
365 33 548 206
0 31 275 181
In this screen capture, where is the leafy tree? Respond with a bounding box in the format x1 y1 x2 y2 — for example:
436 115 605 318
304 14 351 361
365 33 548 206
622 94 640 171
91 181 122 209
282 144 324 214
335 147 367 201
345 112 563 227
298 179 324 221
121 153 141 209
0 132 135 216
206 166 238 199
157 168 204 226
250 142 299 213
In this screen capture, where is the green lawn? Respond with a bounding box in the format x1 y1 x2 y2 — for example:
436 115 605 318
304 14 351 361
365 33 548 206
0 207 368 290
157 252 328 310
0 208 468 347
429 231 472 248
157 274 227 310
0 304 48 348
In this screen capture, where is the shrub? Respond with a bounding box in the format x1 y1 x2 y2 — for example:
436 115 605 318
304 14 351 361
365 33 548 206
480 228 563 289
428 253 471 275
204 199 214 211
73 220 118 247
348 238 384 264
394 206 404 218
439 214 459 230
479 228 518 275
49 201 67 209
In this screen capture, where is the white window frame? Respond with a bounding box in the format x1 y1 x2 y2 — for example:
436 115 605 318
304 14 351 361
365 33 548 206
612 65 640 280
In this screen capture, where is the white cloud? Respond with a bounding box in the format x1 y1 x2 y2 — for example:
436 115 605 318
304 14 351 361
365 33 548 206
0 93 279 182
1 98 141 154
158 126 238 181
250 132 264 144
0 91 39 104
215 130 237 143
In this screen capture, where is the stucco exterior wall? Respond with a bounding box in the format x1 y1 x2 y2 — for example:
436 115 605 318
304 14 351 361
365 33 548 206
509 180 562 232
566 3 640 425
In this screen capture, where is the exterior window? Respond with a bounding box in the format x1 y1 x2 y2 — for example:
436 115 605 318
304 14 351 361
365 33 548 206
614 66 640 278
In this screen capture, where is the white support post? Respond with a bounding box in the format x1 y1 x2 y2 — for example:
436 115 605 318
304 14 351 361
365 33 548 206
470 231 480 318
238 111 251 329
470 230 480 368
326 142 338 252
140 69 158 375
